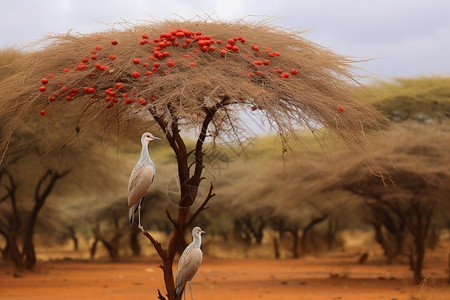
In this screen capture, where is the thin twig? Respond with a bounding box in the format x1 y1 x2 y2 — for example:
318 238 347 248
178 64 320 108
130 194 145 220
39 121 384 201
157 289 167 300
132 222 166 260
164 209 187 247
186 182 216 229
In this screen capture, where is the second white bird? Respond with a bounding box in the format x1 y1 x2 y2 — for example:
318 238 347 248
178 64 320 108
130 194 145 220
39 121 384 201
175 227 205 300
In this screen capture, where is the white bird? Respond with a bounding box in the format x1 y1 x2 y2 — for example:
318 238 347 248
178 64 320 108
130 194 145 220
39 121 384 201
175 227 205 300
128 132 162 230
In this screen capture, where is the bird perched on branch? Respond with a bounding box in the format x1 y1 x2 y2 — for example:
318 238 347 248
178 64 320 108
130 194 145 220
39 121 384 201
128 132 162 230
175 227 205 300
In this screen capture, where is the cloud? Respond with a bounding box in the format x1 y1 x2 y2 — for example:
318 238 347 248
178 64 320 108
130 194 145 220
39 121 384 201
1 0 450 79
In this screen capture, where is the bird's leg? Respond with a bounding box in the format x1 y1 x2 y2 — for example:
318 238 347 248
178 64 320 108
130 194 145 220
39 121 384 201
138 205 144 232
189 281 193 300
183 285 186 300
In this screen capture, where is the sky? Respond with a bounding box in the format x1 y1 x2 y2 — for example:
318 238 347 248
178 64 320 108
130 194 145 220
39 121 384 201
1 0 449 81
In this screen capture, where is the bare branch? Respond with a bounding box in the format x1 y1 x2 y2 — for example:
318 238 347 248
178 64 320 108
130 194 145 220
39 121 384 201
0 193 9 204
157 289 167 300
150 110 191 187
171 124 189 181
186 149 195 157
164 209 188 248
132 222 166 260
35 169 70 206
192 96 230 184
165 209 178 227
186 182 216 229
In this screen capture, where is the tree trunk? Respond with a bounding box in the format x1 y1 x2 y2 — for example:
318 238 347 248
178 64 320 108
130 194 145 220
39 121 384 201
292 231 299 258
412 237 425 284
9 235 22 268
273 237 280 259
325 217 338 250
233 219 252 244
90 238 99 259
411 215 425 285
23 169 69 269
287 228 299 258
0 230 10 260
130 229 141 257
0 228 22 267
371 216 395 264
90 224 100 259
68 227 79 251
100 238 120 261
166 206 190 300
241 215 267 245
22 202 43 269
0 172 23 268
301 215 328 254
140 103 222 300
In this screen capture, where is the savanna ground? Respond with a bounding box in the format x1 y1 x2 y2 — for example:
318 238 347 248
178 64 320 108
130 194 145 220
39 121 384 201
1 236 449 300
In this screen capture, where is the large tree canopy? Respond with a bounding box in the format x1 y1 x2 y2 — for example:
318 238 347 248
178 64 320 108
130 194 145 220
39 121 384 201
1 18 386 154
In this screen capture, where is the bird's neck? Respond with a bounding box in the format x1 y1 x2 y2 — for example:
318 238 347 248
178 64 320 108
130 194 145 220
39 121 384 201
140 141 151 160
191 235 202 249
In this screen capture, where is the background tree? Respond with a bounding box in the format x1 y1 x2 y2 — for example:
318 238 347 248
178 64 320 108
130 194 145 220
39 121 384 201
0 116 124 270
322 124 450 283
358 77 450 123
0 18 387 299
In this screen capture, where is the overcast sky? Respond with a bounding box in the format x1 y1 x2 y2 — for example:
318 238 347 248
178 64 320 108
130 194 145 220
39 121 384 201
1 0 449 81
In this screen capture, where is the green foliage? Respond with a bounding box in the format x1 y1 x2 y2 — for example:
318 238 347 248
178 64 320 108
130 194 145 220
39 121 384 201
359 76 450 122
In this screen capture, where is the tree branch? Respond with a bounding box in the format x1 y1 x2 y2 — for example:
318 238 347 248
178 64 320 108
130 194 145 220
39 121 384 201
157 289 167 300
150 111 178 153
132 222 166 260
35 169 70 207
171 123 189 182
150 110 191 189
164 209 187 248
0 193 9 204
3 171 20 230
185 183 216 229
192 96 230 184
423 200 436 237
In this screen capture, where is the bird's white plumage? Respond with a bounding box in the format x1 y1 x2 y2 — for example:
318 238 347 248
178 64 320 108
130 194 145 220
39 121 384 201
128 132 160 226
175 227 205 298
128 165 154 207
175 247 202 288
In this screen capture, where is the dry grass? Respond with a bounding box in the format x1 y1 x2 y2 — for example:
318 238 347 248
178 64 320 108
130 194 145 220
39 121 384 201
0 48 22 81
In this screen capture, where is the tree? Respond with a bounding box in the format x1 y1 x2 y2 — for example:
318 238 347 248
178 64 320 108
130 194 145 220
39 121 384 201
323 124 450 284
0 117 123 270
0 18 387 299
358 77 450 123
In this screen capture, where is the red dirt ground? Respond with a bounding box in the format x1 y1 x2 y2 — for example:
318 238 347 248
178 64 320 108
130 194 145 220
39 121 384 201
1 250 449 300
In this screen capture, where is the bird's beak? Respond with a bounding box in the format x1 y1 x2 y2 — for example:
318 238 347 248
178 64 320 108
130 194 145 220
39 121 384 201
201 230 206 234
152 137 163 141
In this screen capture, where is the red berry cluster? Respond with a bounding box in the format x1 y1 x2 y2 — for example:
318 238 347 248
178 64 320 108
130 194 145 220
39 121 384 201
37 27 343 116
